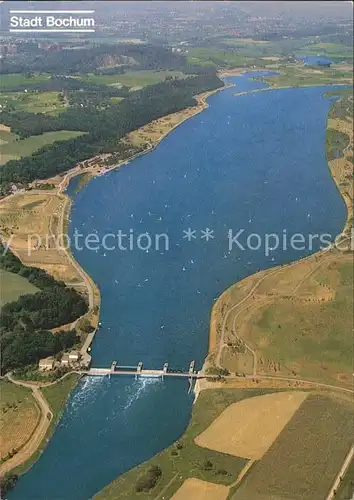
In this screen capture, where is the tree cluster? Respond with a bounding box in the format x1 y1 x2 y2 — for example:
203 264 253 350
135 466 162 493
0 243 87 372
0 74 223 193
0 473 18 495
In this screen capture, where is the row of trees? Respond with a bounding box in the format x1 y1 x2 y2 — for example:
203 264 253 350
0 243 87 372
0 75 129 95
0 74 223 194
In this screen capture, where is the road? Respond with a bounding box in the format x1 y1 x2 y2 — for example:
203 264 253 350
216 252 344 377
216 267 280 368
0 374 53 476
325 444 354 500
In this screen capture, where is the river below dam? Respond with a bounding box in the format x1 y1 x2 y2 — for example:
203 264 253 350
10 73 347 500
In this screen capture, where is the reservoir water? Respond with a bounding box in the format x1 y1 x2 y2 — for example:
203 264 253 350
10 74 347 500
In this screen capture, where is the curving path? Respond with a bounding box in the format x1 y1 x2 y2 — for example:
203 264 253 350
216 252 347 378
0 375 53 476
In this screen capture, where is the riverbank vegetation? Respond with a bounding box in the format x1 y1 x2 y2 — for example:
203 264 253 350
0 74 223 195
41 374 79 421
96 389 278 500
0 243 87 372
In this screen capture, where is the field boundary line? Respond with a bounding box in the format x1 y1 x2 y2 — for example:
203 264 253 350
229 459 255 489
153 472 178 500
325 444 354 500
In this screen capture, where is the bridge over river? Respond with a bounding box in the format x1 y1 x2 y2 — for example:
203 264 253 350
83 360 205 380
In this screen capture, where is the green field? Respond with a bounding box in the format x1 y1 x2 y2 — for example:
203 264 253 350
0 91 66 115
249 260 353 384
0 73 51 91
0 130 85 164
258 65 353 88
96 388 285 500
82 70 186 88
299 42 353 61
218 39 280 59
0 269 39 307
0 379 35 410
187 48 263 68
232 395 354 500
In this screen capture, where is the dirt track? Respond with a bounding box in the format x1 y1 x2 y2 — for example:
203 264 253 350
0 375 53 476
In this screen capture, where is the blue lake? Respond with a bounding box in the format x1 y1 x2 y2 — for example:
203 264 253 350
296 54 333 66
10 73 346 500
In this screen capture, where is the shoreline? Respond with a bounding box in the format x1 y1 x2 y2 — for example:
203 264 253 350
0 82 229 374
1 73 352 479
55 83 230 364
204 87 353 391
0 82 230 477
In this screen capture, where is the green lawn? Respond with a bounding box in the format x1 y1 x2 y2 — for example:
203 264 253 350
0 269 39 307
95 388 283 500
0 130 85 165
0 91 66 115
0 73 51 91
82 70 186 88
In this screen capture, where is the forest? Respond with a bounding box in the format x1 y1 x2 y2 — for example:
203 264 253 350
0 43 207 76
0 243 87 372
0 74 223 194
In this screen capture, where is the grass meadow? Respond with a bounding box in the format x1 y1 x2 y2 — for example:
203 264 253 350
0 269 39 307
0 91 66 115
0 130 85 165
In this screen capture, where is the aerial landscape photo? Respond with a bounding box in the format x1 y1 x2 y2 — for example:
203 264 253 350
0 1 353 499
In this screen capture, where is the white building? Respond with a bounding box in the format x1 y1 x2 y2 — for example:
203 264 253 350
38 356 55 371
68 350 80 362
61 353 70 365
